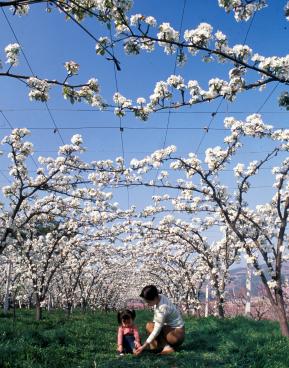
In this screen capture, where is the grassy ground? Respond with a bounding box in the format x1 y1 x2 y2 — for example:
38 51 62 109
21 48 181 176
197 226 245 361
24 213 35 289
0 309 289 368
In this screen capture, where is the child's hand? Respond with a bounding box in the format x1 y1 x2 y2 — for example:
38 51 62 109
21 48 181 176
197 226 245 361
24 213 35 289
134 341 141 349
135 344 145 356
117 345 123 353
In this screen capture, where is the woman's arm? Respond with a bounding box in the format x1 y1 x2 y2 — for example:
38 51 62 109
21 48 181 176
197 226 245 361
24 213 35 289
135 307 167 355
145 305 167 343
135 323 163 355
145 321 163 344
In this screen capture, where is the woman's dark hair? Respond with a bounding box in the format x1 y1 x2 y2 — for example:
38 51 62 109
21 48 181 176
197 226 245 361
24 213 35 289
117 309 136 325
139 285 159 301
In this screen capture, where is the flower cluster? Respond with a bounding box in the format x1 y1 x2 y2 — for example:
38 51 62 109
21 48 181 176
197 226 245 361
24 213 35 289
124 36 155 55
68 0 133 24
5 43 21 66
10 3 29 16
218 0 267 21
130 14 157 27
113 92 132 116
63 78 105 108
184 23 213 55
224 114 272 138
130 145 176 172
231 44 252 61
27 77 50 102
205 146 229 171
214 30 228 51
111 72 251 119
242 114 273 137
64 60 80 75
157 23 179 54
253 54 289 81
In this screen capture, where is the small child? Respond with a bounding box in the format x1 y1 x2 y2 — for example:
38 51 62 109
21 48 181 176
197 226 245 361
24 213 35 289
117 309 141 355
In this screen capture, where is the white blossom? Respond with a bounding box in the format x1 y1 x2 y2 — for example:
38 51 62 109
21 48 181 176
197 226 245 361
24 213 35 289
157 23 179 54
28 77 50 102
64 60 79 75
5 43 21 66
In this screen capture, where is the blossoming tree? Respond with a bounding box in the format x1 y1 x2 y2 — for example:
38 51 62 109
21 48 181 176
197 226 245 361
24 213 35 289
0 128 135 318
0 1 288 115
0 0 289 338
113 114 289 335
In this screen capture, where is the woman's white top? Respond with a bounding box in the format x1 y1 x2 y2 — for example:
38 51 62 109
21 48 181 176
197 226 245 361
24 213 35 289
146 294 184 344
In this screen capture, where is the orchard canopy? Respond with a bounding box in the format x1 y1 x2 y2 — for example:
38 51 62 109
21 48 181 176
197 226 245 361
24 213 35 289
1 0 289 335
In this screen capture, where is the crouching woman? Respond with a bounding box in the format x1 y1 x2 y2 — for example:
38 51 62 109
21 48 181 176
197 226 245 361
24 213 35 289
135 285 185 355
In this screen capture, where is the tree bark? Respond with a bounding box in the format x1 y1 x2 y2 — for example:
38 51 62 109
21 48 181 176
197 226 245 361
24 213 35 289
205 283 209 317
35 296 42 321
3 261 12 314
245 263 252 317
213 280 225 318
215 292 225 318
66 302 72 316
260 275 289 337
13 293 16 321
275 293 289 337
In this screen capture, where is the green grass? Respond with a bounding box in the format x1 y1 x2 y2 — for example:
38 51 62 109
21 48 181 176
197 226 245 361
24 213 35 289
0 309 289 367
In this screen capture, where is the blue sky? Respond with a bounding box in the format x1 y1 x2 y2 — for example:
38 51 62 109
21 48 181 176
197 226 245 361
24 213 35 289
0 0 288 218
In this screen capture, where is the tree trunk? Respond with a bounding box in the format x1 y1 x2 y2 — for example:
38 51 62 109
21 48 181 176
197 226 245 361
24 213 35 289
35 296 42 321
195 307 201 318
260 274 289 337
245 263 252 316
205 283 209 317
81 298 88 313
66 302 72 316
275 293 289 337
13 293 16 321
216 295 225 318
3 261 12 314
27 293 33 309
47 294 51 312
214 288 225 318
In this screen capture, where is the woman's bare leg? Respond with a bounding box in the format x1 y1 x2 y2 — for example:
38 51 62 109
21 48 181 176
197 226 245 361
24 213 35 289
163 326 185 347
146 322 185 354
145 321 166 351
159 326 185 354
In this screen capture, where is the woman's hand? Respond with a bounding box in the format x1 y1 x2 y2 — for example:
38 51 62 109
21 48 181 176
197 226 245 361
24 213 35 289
117 344 123 353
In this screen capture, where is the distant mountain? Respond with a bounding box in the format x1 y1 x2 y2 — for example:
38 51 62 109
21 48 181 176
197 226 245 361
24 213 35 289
227 263 289 297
